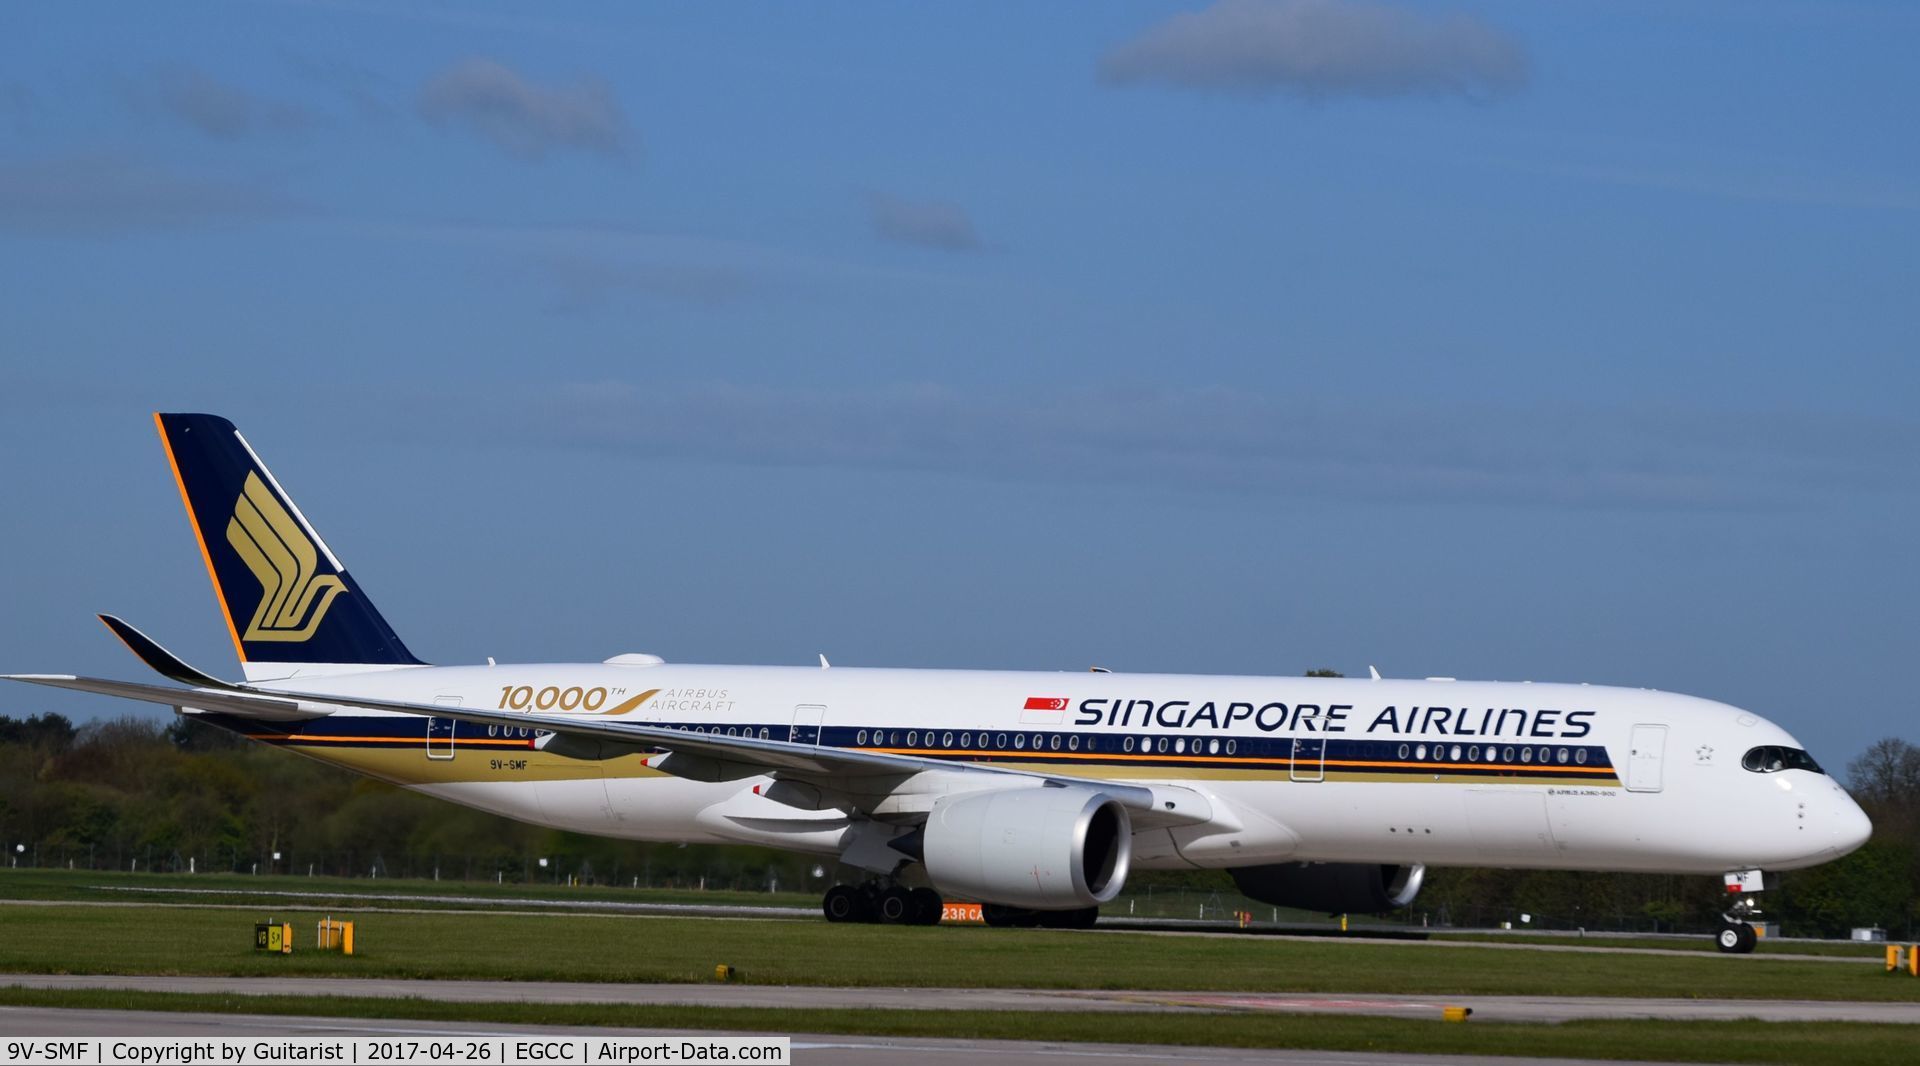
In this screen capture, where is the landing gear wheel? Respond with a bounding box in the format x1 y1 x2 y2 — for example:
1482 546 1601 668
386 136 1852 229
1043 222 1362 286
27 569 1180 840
1715 922 1757 954
823 885 864 924
909 887 944 926
876 885 914 925
1715 924 1741 953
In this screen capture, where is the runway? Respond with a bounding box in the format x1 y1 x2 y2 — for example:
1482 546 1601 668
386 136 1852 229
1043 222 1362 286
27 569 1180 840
5 974 1916 1024
0 1006 1706 1066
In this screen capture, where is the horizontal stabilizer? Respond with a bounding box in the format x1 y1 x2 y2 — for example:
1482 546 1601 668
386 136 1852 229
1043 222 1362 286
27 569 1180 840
0 674 326 722
97 614 234 689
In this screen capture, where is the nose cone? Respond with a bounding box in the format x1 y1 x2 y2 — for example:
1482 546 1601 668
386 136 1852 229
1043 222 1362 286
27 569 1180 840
1833 795 1874 857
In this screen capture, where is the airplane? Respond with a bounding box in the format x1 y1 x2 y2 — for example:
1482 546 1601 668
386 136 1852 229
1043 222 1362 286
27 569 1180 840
2 413 1872 952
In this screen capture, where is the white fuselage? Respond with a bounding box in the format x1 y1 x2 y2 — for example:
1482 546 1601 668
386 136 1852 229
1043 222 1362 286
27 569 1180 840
227 662 1870 878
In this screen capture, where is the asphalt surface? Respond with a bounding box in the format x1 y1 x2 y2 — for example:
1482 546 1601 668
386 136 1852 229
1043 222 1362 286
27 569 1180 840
5 974 1916 1024
0 1006 1706 1066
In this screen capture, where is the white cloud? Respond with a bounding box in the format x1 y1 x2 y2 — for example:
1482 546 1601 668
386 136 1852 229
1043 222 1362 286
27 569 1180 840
419 57 631 160
0 154 296 236
1101 0 1527 100
474 382 1916 511
867 192 981 251
141 66 313 139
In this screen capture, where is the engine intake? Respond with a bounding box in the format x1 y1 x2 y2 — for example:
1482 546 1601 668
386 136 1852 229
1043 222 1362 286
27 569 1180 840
1228 862 1425 915
921 787 1131 910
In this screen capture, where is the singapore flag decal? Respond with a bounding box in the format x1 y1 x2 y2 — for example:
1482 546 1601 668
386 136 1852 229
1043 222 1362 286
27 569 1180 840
1023 696 1069 712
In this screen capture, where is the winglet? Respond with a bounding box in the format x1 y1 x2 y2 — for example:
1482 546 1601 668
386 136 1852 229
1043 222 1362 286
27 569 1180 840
97 614 238 690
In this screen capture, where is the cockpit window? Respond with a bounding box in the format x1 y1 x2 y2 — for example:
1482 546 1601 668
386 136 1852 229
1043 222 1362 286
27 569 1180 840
1741 745 1824 775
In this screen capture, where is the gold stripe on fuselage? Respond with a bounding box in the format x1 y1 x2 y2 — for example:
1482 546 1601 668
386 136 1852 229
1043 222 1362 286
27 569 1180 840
276 742 669 786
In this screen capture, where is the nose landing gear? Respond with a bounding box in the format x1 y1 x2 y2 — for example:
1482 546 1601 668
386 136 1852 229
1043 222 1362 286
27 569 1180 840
822 880 943 925
1714 869 1769 954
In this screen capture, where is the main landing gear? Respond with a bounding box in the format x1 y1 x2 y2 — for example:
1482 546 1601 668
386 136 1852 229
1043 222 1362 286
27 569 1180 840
822 881 944 925
1715 869 1768 954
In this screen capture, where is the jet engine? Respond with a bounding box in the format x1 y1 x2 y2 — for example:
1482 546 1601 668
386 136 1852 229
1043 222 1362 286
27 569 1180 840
1228 862 1425 914
918 787 1131 909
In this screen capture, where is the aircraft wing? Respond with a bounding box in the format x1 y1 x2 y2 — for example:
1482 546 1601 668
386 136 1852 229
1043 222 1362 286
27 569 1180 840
4 664 1211 828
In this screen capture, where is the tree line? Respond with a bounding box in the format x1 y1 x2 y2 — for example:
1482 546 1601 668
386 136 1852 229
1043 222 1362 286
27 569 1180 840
0 713 814 891
0 712 1914 937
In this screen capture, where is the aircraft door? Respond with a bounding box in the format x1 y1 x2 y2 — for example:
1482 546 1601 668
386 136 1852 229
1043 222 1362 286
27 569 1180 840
1626 724 1667 793
427 696 459 760
1289 737 1326 782
789 704 826 745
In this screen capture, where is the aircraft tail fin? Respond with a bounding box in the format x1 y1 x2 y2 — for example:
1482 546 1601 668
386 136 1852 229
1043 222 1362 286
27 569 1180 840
153 412 425 679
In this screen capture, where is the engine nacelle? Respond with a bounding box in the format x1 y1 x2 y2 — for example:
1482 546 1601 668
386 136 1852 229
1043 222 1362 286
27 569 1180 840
921 787 1131 910
1228 862 1425 915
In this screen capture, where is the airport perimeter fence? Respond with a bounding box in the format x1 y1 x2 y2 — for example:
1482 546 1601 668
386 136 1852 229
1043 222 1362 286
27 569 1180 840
0 842 835 894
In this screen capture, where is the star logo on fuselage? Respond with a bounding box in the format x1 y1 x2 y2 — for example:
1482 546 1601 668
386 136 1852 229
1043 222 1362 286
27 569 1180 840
1695 745 1714 764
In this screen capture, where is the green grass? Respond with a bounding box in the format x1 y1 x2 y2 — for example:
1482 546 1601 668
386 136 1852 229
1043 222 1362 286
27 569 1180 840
0 868 819 910
0 987 1912 1066
1 901 1914 1002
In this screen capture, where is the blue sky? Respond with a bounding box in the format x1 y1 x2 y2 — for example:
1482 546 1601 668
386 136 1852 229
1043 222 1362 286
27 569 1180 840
1 1 1914 770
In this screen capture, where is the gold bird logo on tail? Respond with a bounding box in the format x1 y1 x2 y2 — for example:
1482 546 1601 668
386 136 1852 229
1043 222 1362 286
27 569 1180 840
227 472 346 642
